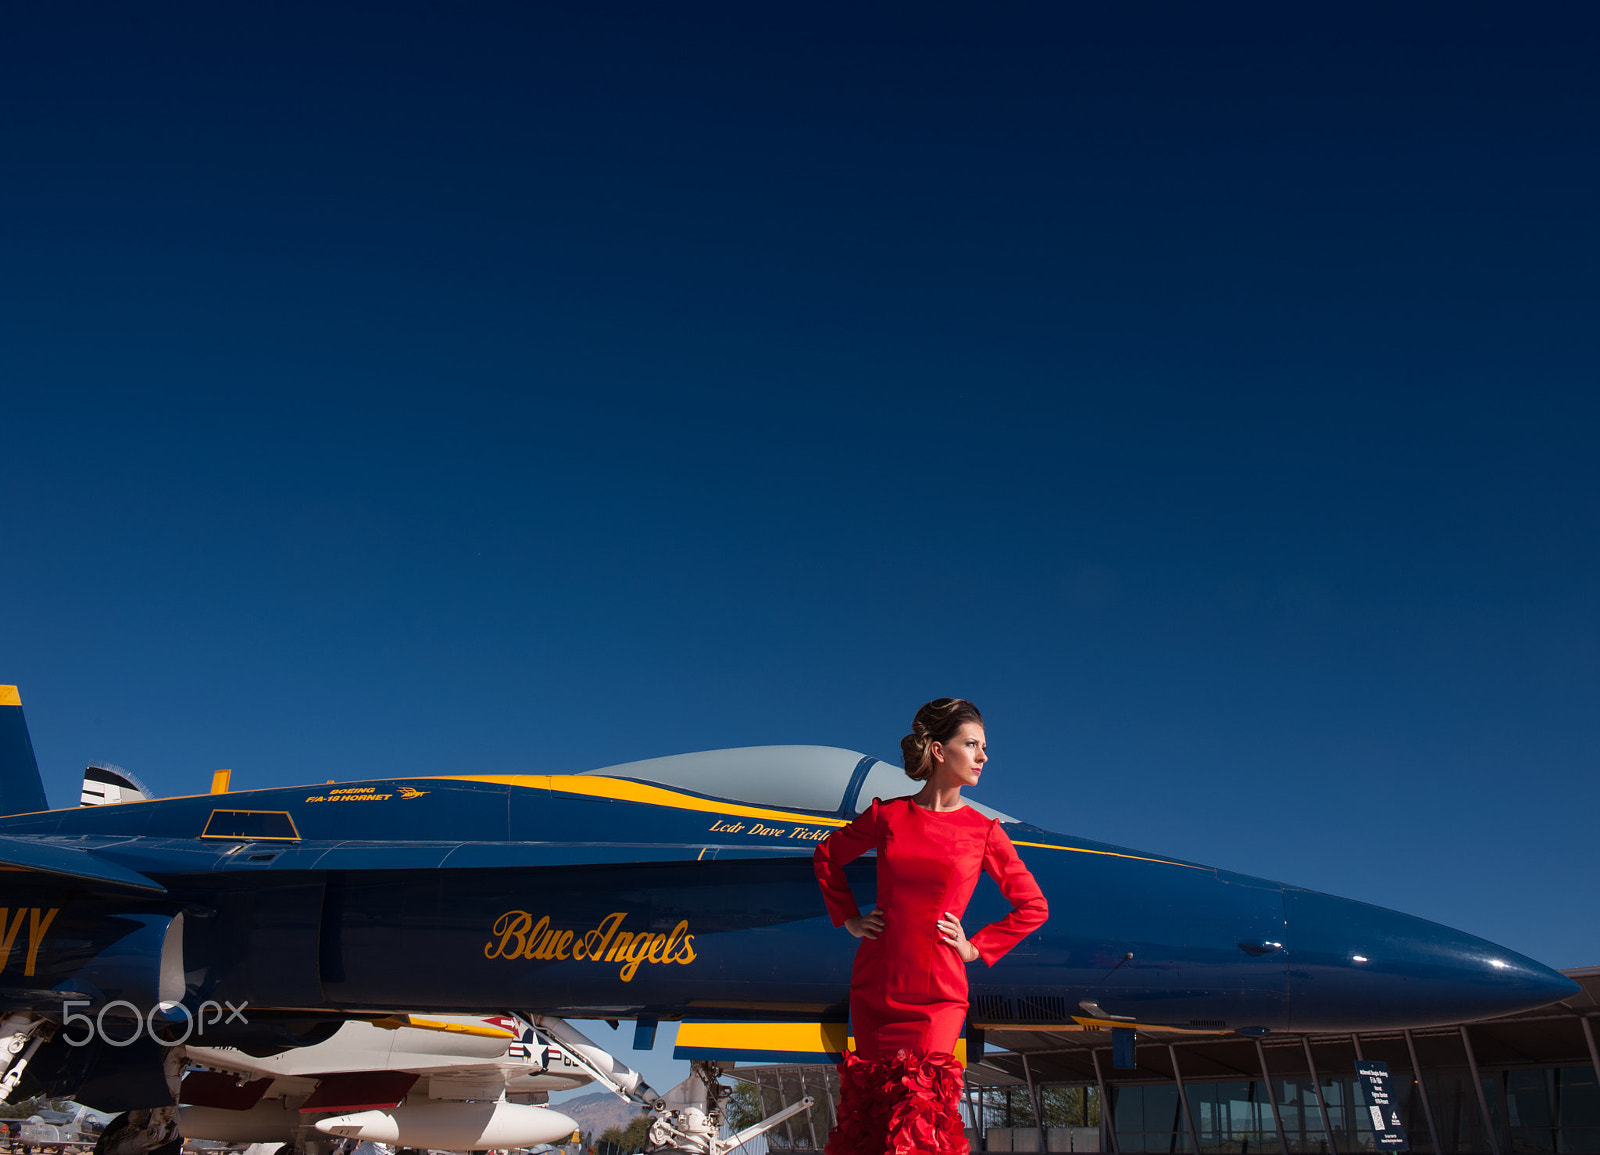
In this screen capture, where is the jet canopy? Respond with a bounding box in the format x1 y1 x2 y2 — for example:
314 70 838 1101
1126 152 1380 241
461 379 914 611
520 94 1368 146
580 744 1017 822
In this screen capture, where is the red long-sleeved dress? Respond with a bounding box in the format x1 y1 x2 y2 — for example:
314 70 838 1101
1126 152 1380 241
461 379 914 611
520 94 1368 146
813 797 1048 1155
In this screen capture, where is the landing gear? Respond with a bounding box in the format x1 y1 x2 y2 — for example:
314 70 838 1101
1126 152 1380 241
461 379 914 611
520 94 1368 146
530 1019 814 1155
645 1061 732 1155
92 1110 180 1155
90 1034 187 1155
0 1014 56 1104
644 1060 814 1155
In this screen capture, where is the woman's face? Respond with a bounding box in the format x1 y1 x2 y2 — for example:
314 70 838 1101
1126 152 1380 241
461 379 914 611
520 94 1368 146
931 721 988 788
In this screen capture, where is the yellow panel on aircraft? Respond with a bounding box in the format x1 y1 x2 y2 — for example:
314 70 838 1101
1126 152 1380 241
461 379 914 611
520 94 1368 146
676 1020 850 1055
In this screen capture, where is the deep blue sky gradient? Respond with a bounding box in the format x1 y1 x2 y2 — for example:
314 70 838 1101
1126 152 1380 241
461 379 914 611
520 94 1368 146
3 6 1597 1091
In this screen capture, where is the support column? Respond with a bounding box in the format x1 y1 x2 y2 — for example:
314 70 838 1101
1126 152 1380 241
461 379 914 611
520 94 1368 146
1023 1053 1048 1153
1460 1026 1502 1155
1302 1037 1339 1155
777 1067 798 1149
1403 1030 1442 1155
799 1068 820 1150
1091 1048 1121 1155
1581 1016 1600 1094
1168 1044 1203 1155
1256 1039 1290 1154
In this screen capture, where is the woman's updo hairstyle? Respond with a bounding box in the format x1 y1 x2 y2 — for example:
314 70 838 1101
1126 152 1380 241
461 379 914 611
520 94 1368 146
901 697 984 782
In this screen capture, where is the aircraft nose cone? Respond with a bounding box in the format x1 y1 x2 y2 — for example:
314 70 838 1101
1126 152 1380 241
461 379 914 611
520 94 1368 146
1285 888 1578 1031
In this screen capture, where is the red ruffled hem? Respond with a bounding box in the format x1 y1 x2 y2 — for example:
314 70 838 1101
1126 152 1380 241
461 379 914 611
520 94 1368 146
825 1048 968 1155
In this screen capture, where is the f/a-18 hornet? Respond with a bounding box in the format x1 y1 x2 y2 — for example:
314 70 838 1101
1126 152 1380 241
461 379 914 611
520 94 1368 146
0 686 1577 1154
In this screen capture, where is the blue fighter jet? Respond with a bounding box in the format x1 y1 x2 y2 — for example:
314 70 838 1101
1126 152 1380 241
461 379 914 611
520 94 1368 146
0 686 1578 1155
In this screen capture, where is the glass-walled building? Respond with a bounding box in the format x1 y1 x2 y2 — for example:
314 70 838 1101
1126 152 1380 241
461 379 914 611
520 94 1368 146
974 966 1600 1155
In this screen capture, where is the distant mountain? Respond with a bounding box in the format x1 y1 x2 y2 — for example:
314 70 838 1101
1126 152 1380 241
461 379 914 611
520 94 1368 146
556 1091 644 1139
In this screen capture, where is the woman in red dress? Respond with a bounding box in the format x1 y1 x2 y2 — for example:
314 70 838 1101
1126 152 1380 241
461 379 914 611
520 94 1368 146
813 698 1049 1155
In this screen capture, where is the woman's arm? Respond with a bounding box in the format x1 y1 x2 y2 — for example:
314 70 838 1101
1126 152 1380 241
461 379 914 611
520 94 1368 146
968 822 1049 966
812 799 880 928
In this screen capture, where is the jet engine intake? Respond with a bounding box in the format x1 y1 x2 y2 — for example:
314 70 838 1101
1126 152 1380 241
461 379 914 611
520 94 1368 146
44 911 186 1019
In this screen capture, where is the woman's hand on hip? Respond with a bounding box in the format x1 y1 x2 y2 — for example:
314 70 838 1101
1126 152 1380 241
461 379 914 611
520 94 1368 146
938 912 981 963
845 908 885 939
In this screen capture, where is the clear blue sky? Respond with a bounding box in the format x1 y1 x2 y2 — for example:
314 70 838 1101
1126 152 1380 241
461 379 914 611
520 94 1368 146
3 0 1597 1094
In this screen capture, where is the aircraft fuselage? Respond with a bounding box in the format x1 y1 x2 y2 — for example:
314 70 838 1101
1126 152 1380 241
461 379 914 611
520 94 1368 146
0 771 1575 1040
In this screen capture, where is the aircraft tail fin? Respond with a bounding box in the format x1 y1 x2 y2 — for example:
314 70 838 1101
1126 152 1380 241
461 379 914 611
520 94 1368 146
0 685 49 817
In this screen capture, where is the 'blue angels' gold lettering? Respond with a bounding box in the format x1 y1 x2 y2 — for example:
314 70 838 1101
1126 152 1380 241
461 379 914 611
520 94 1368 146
485 910 695 981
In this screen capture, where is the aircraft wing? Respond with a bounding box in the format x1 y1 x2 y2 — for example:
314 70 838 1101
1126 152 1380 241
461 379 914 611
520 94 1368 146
0 835 165 892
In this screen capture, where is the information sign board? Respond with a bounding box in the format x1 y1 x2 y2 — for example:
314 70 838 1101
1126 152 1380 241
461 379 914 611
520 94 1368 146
1355 1060 1409 1150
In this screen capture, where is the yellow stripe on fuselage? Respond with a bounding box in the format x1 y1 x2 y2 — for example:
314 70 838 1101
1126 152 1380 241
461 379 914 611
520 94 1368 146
436 774 853 829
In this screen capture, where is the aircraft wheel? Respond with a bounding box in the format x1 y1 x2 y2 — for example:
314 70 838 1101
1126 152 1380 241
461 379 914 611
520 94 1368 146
92 1111 134 1155
92 1109 179 1155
